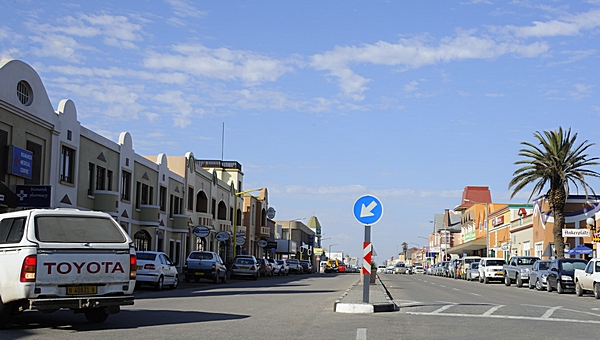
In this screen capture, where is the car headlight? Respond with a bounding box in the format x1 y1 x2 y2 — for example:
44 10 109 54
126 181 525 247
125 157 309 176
560 275 573 281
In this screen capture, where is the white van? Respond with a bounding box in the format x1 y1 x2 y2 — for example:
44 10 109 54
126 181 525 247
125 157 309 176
0 209 136 328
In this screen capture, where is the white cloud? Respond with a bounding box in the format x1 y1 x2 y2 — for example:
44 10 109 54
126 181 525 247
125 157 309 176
165 0 206 19
152 90 199 128
30 34 91 62
569 83 593 100
404 80 419 93
143 43 294 85
506 8 600 38
310 31 548 100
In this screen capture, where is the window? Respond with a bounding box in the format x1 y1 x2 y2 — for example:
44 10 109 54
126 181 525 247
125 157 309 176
87 163 95 195
35 216 126 243
187 187 194 211
535 242 543 258
0 130 8 181
522 241 531 256
17 81 32 106
60 146 75 183
96 166 106 190
169 194 183 217
141 183 149 205
0 218 25 243
136 182 152 209
159 186 167 211
107 170 113 191
25 140 42 185
121 170 132 201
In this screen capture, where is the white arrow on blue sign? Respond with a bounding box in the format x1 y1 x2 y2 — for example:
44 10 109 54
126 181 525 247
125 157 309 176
353 194 384 225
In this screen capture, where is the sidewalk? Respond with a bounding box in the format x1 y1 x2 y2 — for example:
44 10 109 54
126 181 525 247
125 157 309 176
334 274 397 313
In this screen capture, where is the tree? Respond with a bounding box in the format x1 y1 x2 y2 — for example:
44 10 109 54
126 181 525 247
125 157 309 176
509 127 600 258
402 242 408 261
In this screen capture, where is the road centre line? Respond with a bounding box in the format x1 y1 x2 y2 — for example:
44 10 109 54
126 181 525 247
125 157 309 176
356 328 367 340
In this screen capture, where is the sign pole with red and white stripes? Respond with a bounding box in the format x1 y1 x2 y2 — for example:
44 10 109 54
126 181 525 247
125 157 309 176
353 195 383 305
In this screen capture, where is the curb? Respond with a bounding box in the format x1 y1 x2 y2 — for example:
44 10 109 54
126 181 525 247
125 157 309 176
334 275 397 314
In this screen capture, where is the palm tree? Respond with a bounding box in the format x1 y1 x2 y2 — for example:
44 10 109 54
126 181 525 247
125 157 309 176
509 127 600 258
402 242 408 261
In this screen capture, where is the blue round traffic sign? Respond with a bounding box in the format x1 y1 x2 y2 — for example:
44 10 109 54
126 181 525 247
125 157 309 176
353 195 384 225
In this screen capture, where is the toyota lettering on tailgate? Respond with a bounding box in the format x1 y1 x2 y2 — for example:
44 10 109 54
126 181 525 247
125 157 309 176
43 261 125 274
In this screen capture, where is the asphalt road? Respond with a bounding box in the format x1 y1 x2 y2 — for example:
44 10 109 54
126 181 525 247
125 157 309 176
4 272 600 339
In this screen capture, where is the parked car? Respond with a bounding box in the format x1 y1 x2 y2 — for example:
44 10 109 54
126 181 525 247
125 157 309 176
184 251 228 283
136 251 179 290
377 265 386 274
466 262 480 281
385 264 395 274
256 258 273 277
413 265 425 274
574 258 600 298
267 258 282 275
546 258 588 294
504 256 540 287
231 255 260 280
459 256 481 280
300 260 314 273
394 262 407 274
529 260 551 290
478 258 506 284
287 258 303 274
276 259 290 276
338 263 346 273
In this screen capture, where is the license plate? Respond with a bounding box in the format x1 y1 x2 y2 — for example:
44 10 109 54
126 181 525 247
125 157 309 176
496 272 503 275
239 266 248 270
195 272 204 275
67 286 97 295
137 265 142 270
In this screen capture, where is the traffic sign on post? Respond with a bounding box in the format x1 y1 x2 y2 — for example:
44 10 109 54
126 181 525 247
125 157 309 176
353 195 384 226
362 242 372 275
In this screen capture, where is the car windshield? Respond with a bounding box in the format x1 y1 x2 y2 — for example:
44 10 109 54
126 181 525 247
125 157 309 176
487 260 505 266
517 257 539 265
560 261 587 271
235 258 254 265
188 252 214 260
537 262 550 270
137 253 157 261
35 216 126 243
470 263 479 269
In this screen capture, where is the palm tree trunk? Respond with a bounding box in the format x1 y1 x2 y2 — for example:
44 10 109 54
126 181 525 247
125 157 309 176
549 187 567 258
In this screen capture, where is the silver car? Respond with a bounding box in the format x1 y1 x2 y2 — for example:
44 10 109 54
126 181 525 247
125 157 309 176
466 262 480 281
529 260 552 290
231 255 259 280
136 251 179 290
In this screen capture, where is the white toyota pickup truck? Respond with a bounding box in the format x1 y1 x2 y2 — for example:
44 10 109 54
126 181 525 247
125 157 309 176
0 208 136 328
574 258 600 298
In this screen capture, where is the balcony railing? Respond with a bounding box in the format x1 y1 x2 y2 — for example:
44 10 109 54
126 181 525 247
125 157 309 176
171 214 190 230
139 204 160 226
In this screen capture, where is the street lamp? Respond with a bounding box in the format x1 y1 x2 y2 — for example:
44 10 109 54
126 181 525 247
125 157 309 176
465 199 489 257
328 243 338 257
232 187 263 258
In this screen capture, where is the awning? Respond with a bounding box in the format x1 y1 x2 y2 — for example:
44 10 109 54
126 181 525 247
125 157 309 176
0 182 17 208
566 245 592 255
447 237 487 255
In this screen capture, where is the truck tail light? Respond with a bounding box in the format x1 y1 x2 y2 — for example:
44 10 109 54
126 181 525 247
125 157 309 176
20 255 37 282
130 254 137 280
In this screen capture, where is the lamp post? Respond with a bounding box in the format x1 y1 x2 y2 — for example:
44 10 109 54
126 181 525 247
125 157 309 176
328 243 338 258
465 199 489 257
232 187 263 258
587 217 596 258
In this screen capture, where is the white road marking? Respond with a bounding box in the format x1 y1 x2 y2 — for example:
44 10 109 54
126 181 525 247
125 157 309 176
431 303 456 314
541 306 562 319
406 311 600 324
469 293 481 296
356 328 367 340
483 305 504 316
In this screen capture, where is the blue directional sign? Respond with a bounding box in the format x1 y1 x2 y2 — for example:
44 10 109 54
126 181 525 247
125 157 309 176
353 195 384 225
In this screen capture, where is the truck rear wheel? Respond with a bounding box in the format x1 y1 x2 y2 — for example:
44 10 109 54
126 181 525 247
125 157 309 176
576 281 583 296
594 283 600 299
84 308 110 323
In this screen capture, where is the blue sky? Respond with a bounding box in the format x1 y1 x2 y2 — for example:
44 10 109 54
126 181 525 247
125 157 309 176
2 1 600 263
